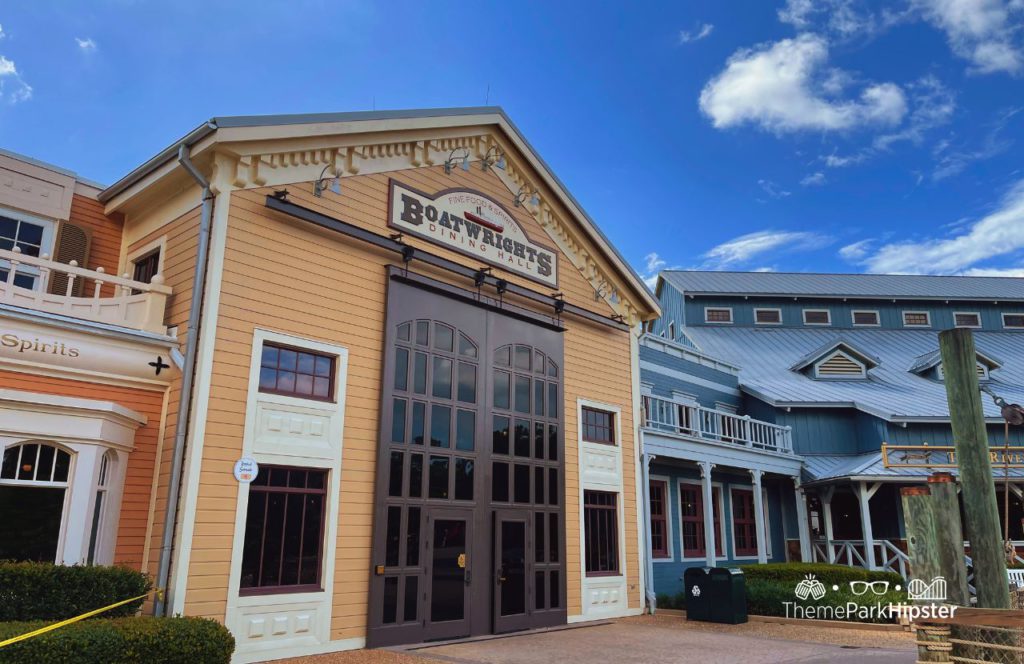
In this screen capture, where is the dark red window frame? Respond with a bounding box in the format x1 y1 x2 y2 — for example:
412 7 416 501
239 466 328 595
731 488 758 557
679 483 722 558
132 249 161 284
581 407 616 445
259 341 336 402
649 479 669 559
584 490 619 576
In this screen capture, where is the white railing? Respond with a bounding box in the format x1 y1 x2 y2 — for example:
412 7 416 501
811 538 909 578
0 246 171 334
642 394 794 454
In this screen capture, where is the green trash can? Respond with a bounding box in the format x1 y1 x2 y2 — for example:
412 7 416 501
682 567 711 621
708 567 748 624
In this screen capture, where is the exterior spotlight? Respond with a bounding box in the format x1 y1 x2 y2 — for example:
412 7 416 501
514 186 540 208
401 245 416 263
314 164 341 198
461 155 470 171
495 279 508 295
473 267 492 288
481 146 504 171
496 155 506 169
445 148 472 175
552 292 565 316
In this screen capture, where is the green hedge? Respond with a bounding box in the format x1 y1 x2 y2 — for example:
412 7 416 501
0 562 151 621
0 617 234 664
738 562 903 587
746 578 907 623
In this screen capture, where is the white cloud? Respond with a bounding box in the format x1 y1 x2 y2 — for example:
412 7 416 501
931 106 1019 180
914 0 1024 74
758 179 792 199
701 230 832 269
680 23 714 43
639 252 683 289
839 238 873 260
75 37 97 53
874 75 956 150
778 0 892 38
963 266 1024 276
800 171 827 186
699 34 907 133
862 178 1024 273
821 151 868 167
0 54 31 104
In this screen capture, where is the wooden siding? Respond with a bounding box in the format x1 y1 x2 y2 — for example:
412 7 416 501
181 164 640 638
66 194 124 296
0 369 165 568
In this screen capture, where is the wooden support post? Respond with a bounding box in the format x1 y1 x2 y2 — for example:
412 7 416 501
902 486 941 597
938 328 1011 609
928 473 971 606
822 486 836 564
857 481 881 570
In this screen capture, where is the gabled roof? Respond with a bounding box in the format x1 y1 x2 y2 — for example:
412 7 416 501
97 107 659 318
660 270 1024 302
790 338 881 372
908 348 1003 374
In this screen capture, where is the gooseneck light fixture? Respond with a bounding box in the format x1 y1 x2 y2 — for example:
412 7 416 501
481 146 506 171
514 186 541 208
444 148 471 175
313 164 341 198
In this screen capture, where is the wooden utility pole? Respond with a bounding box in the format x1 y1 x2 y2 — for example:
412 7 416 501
902 486 941 594
927 473 970 606
938 328 1010 609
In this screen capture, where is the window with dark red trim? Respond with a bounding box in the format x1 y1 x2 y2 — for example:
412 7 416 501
240 466 327 594
581 407 615 445
731 488 758 557
259 342 335 401
131 249 161 284
649 480 669 559
584 490 619 576
679 484 722 558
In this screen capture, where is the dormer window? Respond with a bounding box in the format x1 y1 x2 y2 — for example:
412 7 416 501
754 308 782 325
814 351 867 379
902 311 931 328
803 309 831 326
705 307 733 324
1003 313 1024 329
953 312 981 328
909 348 1001 382
851 310 879 327
936 363 990 381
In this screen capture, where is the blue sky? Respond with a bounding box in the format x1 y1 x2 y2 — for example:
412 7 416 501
1 1 1022 286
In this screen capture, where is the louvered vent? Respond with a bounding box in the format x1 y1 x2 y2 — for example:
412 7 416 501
816 352 864 378
48 223 90 296
976 363 987 379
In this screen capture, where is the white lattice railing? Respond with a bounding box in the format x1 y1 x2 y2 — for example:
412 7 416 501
642 394 794 454
0 246 170 334
812 538 909 578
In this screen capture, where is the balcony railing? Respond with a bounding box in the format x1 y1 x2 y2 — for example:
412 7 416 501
642 394 794 454
0 246 171 334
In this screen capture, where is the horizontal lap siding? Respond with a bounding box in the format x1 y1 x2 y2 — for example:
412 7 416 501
184 165 639 635
67 194 123 296
0 370 166 569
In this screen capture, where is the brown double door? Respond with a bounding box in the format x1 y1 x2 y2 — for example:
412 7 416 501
367 275 566 647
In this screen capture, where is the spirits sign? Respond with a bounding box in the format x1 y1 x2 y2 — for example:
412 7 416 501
388 179 558 287
881 443 1024 469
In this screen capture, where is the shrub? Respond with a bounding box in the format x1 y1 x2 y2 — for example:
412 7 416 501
739 562 903 588
0 562 151 621
656 592 687 610
0 616 234 664
745 578 907 624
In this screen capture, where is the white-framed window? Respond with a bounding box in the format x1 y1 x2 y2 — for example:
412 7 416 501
704 307 733 324
851 310 880 327
802 309 831 326
1002 313 1024 329
953 312 981 328
668 321 675 340
813 350 867 379
902 311 931 327
677 478 726 561
0 208 57 290
86 451 115 565
754 308 782 325
728 485 772 559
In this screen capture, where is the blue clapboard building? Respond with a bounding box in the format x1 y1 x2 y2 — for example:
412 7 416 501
639 271 1024 600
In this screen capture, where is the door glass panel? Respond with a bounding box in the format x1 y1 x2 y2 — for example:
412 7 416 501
412 402 426 445
514 375 531 414
432 357 452 399
456 410 475 451
434 323 454 352
550 570 560 608
413 353 428 394
534 467 545 504
534 380 545 417
548 425 558 461
534 351 545 375
454 458 474 500
514 345 532 371
406 507 421 566
495 345 511 367
547 360 558 378
391 399 407 444
394 347 409 391
458 333 477 358
397 322 411 341
492 416 510 455
535 570 545 610
428 456 449 499
385 506 401 566
409 454 423 497
457 363 476 403
492 462 509 502
549 514 559 562
547 383 558 418
514 464 530 503
383 576 398 624
534 422 544 459
388 451 404 497
500 520 526 616
494 371 510 409
430 405 451 448
415 321 429 346
430 519 466 622
514 419 530 457
548 468 558 505
404 576 418 622
535 512 545 563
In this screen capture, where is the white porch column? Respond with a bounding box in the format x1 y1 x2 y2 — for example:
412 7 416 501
857 481 881 571
794 480 812 563
698 461 716 567
750 469 768 564
821 486 836 564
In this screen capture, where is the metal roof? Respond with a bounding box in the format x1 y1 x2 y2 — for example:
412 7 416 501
660 270 1024 302
682 325 1024 421
803 452 1024 483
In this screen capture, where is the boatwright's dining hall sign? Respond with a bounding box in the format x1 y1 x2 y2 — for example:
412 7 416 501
388 179 558 288
881 443 1024 469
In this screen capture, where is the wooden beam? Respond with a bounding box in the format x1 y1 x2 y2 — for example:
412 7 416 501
901 486 941 598
927 473 971 606
924 607 1024 628
938 328 1011 609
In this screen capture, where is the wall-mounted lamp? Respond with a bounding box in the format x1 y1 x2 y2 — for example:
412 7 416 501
313 164 341 198
481 146 506 171
444 148 471 175
401 244 416 263
473 267 492 288
552 292 565 316
495 279 508 295
514 186 541 208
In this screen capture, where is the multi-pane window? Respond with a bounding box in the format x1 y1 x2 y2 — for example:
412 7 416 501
1002 313 1024 329
131 250 161 284
0 214 50 289
705 308 732 323
902 311 931 327
649 480 669 559
240 466 327 593
754 309 781 325
731 489 758 557
581 407 615 445
259 342 335 401
852 310 879 326
584 490 619 576
802 310 830 325
679 484 722 558
953 312 981 328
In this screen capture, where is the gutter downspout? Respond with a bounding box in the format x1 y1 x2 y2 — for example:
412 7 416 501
640 443 658 614
154 137 216 616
